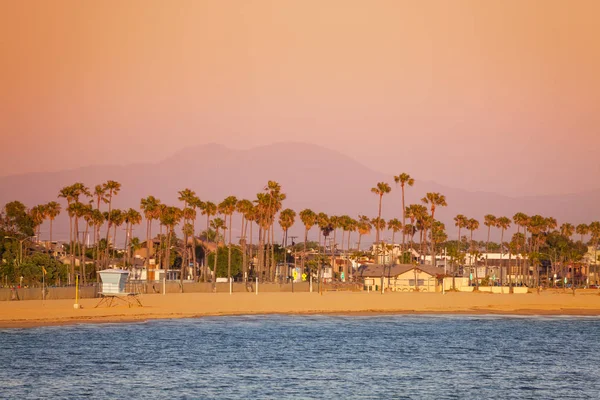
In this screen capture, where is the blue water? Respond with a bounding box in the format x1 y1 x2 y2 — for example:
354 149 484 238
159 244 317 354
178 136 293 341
1 315 599 399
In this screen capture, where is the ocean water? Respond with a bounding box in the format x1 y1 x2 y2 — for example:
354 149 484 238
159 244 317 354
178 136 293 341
1 314 599 399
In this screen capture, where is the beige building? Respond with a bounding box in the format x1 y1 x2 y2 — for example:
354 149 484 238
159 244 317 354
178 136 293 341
356 264 444 292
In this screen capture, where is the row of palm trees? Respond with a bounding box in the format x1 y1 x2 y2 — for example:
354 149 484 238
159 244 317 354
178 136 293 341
15 173 600 287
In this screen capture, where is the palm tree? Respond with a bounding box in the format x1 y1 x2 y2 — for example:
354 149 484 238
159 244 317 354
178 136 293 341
265 181 286 281
89 209 104 279
316 213 329 254
102 180 121 263
387 218 402 262
236 199 254 281
466 218 480 288
189 195 202 280
140 196 161 279
210 217 226 290
58 185 76 281
218 196 238 281
589 221 600 285
159 206 182 281
178 188 198 278
393 173 414 256
201 201 218 243
496 216 511 284
124 208 142 267
80 203 93 283
453 214 468 272
92 184 108 249
421 192 447 267
356 215 371 254
370 182 391 245
483 214 497 272
29 205 45 242
278 208 296 280
560 223 575 239
576 223 589 244
513 212 530 284
201 201 217 281
44 201 61 246
299 209 317 272
371 217 386 263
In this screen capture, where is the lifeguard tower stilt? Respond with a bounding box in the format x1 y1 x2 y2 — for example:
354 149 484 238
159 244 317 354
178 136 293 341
96 269 143 308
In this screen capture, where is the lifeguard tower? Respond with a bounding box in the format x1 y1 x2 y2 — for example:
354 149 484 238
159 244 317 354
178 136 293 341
96 269 142 308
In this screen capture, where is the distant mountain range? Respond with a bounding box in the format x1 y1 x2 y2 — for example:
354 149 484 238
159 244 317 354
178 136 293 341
1 142 598 243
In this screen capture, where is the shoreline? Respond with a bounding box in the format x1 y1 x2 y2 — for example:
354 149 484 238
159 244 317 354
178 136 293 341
1 291 600 329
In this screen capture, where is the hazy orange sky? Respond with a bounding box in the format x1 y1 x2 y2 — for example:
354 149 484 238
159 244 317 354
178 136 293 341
1 0 599 196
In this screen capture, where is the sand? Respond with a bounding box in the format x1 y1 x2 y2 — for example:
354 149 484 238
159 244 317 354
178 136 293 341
1 290 600 328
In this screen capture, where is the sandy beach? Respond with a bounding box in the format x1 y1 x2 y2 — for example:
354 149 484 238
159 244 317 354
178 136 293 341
1 290 600 328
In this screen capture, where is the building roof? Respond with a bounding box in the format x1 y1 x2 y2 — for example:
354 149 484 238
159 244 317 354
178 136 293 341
356 263 444 278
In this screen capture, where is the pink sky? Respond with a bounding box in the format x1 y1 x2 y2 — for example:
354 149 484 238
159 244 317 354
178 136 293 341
2 0 599 196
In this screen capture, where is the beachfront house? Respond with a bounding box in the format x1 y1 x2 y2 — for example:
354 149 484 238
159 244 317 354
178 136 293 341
356 264 444 292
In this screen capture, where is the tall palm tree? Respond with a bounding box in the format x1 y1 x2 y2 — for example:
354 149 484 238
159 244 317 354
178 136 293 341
467 218 480 288
299 209 317 272
393 173 414 256
102 180 121 263
218 196 238 281
80 203 93 284
58 185 76 281
513 212 530 284
201 201 217 240
576 223 589 244
588 221 600 285
265 181 286 281
44 201 61 246
483 214 497 272
210 217 226 290
159 206 182 282
29 205 45 243
453 214 468 272
316 213 330 254
560 223 575 239
421 192 447 267
370 182 391 245
278 208 296 280
237 199 254 281
140 196 161 278
178 188 197 277
496 216 511 284
189 195 202 280
201 201 217 281
89 209 104 279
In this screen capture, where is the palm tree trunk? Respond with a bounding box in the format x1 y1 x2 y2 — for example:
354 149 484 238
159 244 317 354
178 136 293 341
228 213 232 280
49 219 54 248
241 216 246 282
303 227 308 272
376 194 383 244
82 221 89 285
270 221 276 282
213 228 219 291
192 219 197 281
401 186 406 257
